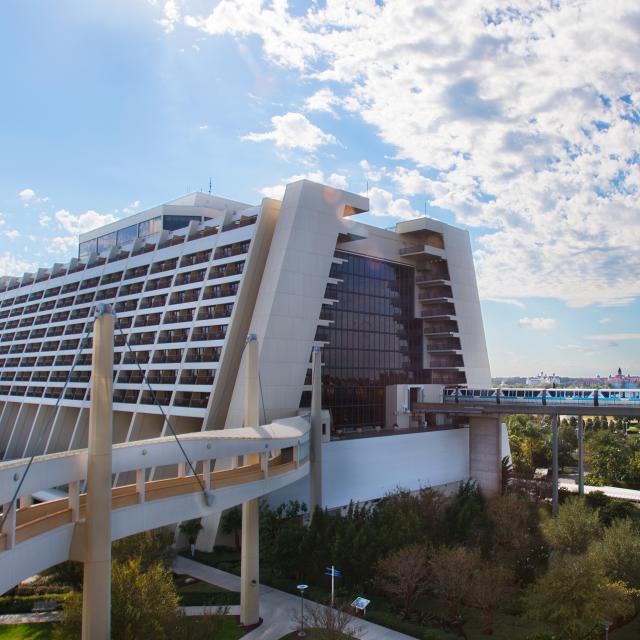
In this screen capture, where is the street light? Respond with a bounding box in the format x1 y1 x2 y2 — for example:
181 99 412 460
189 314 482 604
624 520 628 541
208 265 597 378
296 584 308 637
602 619 612 640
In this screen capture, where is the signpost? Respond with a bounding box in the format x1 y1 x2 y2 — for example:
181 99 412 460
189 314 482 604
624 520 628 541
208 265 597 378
324 566 342 607
351 596 370 617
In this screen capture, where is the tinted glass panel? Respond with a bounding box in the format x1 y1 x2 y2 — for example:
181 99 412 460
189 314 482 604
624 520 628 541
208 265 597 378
97 232 116 253
116 224 137 246
138 216 162 239
319 251 429 434
79 240 96 260
163 215 202 231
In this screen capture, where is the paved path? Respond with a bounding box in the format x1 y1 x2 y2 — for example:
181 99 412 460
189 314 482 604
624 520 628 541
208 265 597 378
0 612 60 625
559 479 640 502
174 556 416 639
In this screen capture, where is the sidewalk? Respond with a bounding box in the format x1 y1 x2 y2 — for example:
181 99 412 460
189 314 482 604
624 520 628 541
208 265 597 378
174 556 416 639
0 612 60 625
559 478 640 502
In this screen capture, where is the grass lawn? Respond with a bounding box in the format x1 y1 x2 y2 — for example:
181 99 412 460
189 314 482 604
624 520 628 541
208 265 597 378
179 615 244 639
0 624 55 640
174 573 240 606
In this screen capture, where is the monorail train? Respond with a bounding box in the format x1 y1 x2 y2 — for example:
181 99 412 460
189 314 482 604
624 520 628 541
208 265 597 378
443 387 640 406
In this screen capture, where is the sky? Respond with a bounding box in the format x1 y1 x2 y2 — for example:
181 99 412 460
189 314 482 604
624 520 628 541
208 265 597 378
0 0 639 378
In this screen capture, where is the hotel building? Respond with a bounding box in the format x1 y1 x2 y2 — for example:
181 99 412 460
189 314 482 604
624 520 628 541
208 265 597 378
0 180 501 511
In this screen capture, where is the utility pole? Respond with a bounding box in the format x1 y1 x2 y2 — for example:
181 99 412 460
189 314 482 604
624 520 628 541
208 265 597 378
310 346 323 511
240 334 260 626
578 415 584 497
82 304 114 640
552 414 559 516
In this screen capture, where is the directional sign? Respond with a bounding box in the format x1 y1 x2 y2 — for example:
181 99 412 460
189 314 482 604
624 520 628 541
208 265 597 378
325 567 342 577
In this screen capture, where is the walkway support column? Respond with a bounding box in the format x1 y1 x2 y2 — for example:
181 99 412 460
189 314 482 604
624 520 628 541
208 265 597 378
240 334 260 626
578 415 584 497
82 304 113 640
552 414 559 516
310 346 322 511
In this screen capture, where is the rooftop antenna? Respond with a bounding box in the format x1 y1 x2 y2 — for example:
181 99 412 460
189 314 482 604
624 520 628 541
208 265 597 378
209 178 212 194
366 179 369 197
424 201 427 218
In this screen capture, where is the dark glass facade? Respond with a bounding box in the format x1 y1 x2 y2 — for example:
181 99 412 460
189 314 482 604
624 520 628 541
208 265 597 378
318 251 429 433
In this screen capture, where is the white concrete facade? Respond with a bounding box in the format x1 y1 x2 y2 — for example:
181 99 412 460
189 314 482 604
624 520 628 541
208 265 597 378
0 179 495 509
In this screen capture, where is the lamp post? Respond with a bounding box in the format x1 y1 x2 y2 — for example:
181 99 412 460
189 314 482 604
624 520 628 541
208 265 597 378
603 620 612 640
296 584 308 637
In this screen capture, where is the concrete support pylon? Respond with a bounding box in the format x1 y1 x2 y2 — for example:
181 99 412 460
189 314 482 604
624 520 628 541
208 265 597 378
82 304 113 640
240 334 260 626
552 414 559 516
310 346 322 511
578 415 584 497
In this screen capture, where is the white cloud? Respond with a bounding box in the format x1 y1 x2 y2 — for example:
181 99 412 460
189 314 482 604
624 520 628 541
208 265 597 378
518 317 556 330
0 253 37 278
586 333 640 341
199 124 209 130
122 200 141 215
157 0 181 33
2 230 20 240
54 209 117 235
260 170 348 200
242 112 336 151
484 298 526 309
39 212 51 227
178 0 640 307
47 236 78 255
367 186 420 221
19 188 49 205
599 317 614 324
304 88 340 115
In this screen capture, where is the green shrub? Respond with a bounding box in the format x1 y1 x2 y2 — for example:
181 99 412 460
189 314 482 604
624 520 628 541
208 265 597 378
0 593 68 615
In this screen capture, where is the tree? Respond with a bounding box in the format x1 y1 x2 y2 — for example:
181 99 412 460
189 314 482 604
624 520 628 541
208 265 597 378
429 546 479 618
469 561 512 635
440 480 488 547
112 529 175 571
220 506 242 552
590 517 640 589
524 554 635 640
297 602 365 640
586 430 631 483
541 497 601 555
376 544 430 617
55 558 181 640
178 518 203 546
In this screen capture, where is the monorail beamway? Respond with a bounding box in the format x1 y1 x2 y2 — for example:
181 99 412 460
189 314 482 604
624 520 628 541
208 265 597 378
415 387 640 517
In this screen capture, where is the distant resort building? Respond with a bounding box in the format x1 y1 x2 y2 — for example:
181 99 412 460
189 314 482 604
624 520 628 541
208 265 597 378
589 368 640 389
526 372 561 387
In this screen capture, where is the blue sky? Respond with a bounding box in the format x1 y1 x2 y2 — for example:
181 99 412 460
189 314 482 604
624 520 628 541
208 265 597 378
1 0 639 377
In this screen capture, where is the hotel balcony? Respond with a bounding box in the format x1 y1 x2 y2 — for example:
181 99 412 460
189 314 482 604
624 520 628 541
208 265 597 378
150 258 178 276
420 301 456 318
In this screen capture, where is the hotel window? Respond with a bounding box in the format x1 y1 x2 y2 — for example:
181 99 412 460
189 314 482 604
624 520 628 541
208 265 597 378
163 215 202 231
116 224 137 247
138 216 161 240
97 232 116 254
79 240 97 260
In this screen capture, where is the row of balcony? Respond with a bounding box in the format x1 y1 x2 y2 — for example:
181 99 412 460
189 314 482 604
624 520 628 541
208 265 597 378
0 259 246 326
0 216 257 295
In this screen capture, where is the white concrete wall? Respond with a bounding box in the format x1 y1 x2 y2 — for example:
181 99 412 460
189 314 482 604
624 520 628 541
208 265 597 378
224 180 369 427
441 226 492 386
269 428 469 509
